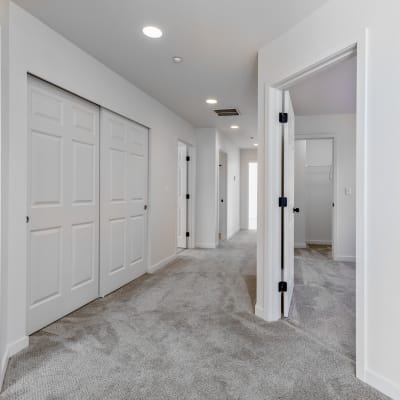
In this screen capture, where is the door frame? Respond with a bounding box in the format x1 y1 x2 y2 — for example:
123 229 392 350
176 140 188 249
259 41 367 378
175 139 196 250
295 135 337 258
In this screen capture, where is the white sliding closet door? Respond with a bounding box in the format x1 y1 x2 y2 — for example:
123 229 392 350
100 109 149 296
27 76 100 334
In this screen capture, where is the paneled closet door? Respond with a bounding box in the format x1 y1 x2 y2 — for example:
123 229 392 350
100 109 149 296
27 76 100 334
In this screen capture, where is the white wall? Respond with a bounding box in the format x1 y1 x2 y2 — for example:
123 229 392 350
217 132 240 239
296 116 355 259
0 0 9 389
6 2 196 360
258 0 400 397
195 128 218 248
294 141 307 248
240 149 258 230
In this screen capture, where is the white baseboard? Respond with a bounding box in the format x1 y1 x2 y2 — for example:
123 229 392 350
227 227 240 240
8 336 29 357
295 242 307 249
365 368 400 400
196 242 217 249
307 240 332 245
0 347 9 391
0 336 29 391
148 254 177 274
255 303 264 319
335 255 356 262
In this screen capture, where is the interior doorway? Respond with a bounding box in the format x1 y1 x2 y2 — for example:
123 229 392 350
218 151 228 241
278 53 357 361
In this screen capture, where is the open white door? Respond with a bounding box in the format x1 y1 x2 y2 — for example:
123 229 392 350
100 109 149 297
177 142 188 248
283 91 295 317
218 151 228 241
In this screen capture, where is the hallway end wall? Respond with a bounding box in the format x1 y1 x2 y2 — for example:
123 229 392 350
217 132 240 239
195 128 218 248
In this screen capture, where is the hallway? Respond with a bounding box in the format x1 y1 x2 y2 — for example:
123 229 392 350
1 232 386 400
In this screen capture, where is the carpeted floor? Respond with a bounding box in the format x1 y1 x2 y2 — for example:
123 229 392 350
1 232 388 400
288 245 356 360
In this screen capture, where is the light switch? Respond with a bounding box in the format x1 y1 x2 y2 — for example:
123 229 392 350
345 187 352 196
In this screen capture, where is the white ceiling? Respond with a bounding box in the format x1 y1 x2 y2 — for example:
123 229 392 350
289 56 357 116
14 0 330 148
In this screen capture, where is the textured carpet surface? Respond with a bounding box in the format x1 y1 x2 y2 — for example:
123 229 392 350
1 232 388 400
289 245 355 360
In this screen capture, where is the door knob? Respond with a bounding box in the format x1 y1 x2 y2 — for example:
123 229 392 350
293 208 300 213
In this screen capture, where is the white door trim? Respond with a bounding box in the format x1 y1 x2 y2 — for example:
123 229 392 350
258 35 367 381
176 141 188 249
174 139 196 250
218 151 228 241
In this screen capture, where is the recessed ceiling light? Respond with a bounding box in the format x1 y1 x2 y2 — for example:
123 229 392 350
142 26 163 39
172 56 183 63
206 99 218 105
231 125 239 130
254 143 259 147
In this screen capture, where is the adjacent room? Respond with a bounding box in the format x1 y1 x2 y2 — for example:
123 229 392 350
284 55 357 359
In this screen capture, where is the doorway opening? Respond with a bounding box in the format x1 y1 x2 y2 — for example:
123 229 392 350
218 151 228 241
248 162 258 230
294 138 334 253
280 52 357 361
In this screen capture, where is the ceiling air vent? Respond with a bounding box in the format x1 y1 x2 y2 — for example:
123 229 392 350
214 108 240 117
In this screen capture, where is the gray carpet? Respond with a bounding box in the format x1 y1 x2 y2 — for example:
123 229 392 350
288 245 355 360
1 232 388 400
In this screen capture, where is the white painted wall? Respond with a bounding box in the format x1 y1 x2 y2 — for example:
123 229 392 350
0 0 9 389
258 0 400 397
195 128 218 248
296 116 355 259
294 141 307 248
6 2 196 360
240 150 258 230
217 132 240 239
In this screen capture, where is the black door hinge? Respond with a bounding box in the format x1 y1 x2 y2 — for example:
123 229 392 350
186 194 190 200
279 112 288 123
186 156 190 162
186 232 190 238
26 216 30 224
279 197 288 208
278 281 288 292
